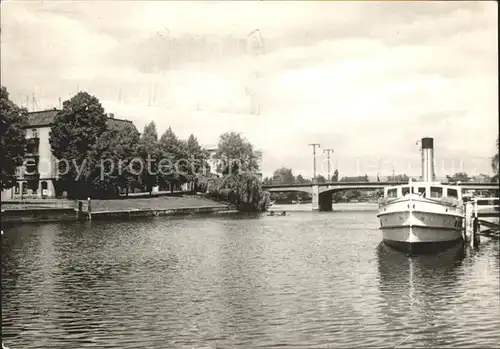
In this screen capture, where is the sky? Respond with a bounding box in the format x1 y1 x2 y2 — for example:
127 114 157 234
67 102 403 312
1 1 498 179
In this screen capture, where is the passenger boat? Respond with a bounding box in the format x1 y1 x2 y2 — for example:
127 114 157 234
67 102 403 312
377 180 464 254
377 137 464 254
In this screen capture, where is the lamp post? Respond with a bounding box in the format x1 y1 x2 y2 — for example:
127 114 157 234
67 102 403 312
323 148 334 182
308 143 321 179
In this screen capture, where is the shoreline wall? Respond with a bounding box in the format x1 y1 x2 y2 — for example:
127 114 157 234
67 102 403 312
1 205 234 226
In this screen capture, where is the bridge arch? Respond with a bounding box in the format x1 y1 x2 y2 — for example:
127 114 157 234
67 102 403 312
266 187 313 195
317 187 383 211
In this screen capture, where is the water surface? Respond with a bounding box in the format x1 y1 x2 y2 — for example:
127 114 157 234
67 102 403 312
2 204 499 348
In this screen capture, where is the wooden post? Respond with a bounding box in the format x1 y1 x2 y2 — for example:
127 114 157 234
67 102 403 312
474 198 478 220
474 200 480 247
464 201 474 247
472 217 481 247
87 197 92 221
77 200 83 220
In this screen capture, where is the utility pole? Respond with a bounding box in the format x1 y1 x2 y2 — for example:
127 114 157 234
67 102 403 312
308 143 321 179
31 93 38 112
323 148 334 182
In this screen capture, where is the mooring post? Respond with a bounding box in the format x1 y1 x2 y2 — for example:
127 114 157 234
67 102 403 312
87 197 92 221
472 216 481 248
473 199 480 247
464 201 471 245
77 200 83 220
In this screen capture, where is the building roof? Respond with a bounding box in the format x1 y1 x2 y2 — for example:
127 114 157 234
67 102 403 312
25 109 137 132
107 117 137 132
26 109 60 127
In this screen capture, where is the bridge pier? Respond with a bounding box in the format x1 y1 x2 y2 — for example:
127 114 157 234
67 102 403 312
312 180 333 212
319 192 333 211
312 179 319 211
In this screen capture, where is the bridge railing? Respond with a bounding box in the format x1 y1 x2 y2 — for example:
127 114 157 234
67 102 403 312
262 180 499 188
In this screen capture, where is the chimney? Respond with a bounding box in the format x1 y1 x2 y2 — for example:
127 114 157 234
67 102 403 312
421 137 435 182
108 113 115 119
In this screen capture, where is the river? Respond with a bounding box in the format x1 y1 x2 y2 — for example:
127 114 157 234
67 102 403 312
2 203 499 348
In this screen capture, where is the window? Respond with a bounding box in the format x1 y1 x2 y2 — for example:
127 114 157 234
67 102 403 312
41 181 48 190
25 164 37 175
417 187 426 196
430 186 443 198
14 183 20 194
22 182 28 194
27 180 39 191
401 186 411 196
32 128 38 138
387 189 397 198
447 188 458 199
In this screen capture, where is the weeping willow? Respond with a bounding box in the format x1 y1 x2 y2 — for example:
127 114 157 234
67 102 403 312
206 172 270 212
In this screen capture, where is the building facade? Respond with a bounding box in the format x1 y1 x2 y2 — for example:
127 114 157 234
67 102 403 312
1 109 135 200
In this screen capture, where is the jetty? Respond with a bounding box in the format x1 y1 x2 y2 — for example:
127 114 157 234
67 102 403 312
464 197 499 247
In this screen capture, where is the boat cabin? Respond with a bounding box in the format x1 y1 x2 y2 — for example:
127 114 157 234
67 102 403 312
383 182 462 201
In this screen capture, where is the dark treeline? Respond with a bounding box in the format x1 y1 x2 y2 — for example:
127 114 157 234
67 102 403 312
1 88 269 212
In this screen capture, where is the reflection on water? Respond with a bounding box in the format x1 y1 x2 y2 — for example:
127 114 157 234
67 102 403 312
2 210 499 348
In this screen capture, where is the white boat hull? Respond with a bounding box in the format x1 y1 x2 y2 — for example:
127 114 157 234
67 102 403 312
378 194 464 254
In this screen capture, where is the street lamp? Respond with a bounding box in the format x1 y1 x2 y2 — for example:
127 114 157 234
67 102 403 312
308 143 321 179
323 148 334 182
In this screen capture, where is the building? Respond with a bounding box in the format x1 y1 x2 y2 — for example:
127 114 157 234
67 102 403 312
204 147 219 175
1 109 136 200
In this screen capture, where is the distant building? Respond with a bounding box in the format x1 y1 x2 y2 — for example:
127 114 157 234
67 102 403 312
340 175 369 182
204 147 218 175
1 109 136 200
199 145 262 179
471 174 492 183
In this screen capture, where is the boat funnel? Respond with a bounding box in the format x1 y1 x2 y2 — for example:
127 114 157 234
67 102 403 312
421 137 435 182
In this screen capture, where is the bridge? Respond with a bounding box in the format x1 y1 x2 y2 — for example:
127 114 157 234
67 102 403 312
262 181 499 211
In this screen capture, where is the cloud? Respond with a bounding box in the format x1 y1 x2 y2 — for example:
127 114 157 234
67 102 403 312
1 1 497 178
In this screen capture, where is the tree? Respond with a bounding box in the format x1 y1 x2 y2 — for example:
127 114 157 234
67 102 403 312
316 174 326 183
185 134 210 192
49 91 108 198
157 127 188 192
332 169 339 182
446 172 470 183
296 174 306 184
492 137 499 182
387 173 409 182
0 86 27 190
272 167 295 184
137 121 159 194
89 123 141 197
213 132 261 175
206 132 268 212
262 176 273 185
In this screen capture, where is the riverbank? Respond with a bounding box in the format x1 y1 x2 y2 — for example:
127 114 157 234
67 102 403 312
1 194 234 225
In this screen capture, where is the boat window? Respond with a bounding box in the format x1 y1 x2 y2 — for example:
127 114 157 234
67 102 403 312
387 189 397 198
401 186 411 196
430 186 443 198
417 187 426 196
447 188 458 199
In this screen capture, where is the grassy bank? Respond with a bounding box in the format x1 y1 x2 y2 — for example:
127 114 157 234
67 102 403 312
2 194 228 212
89 195 227 212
